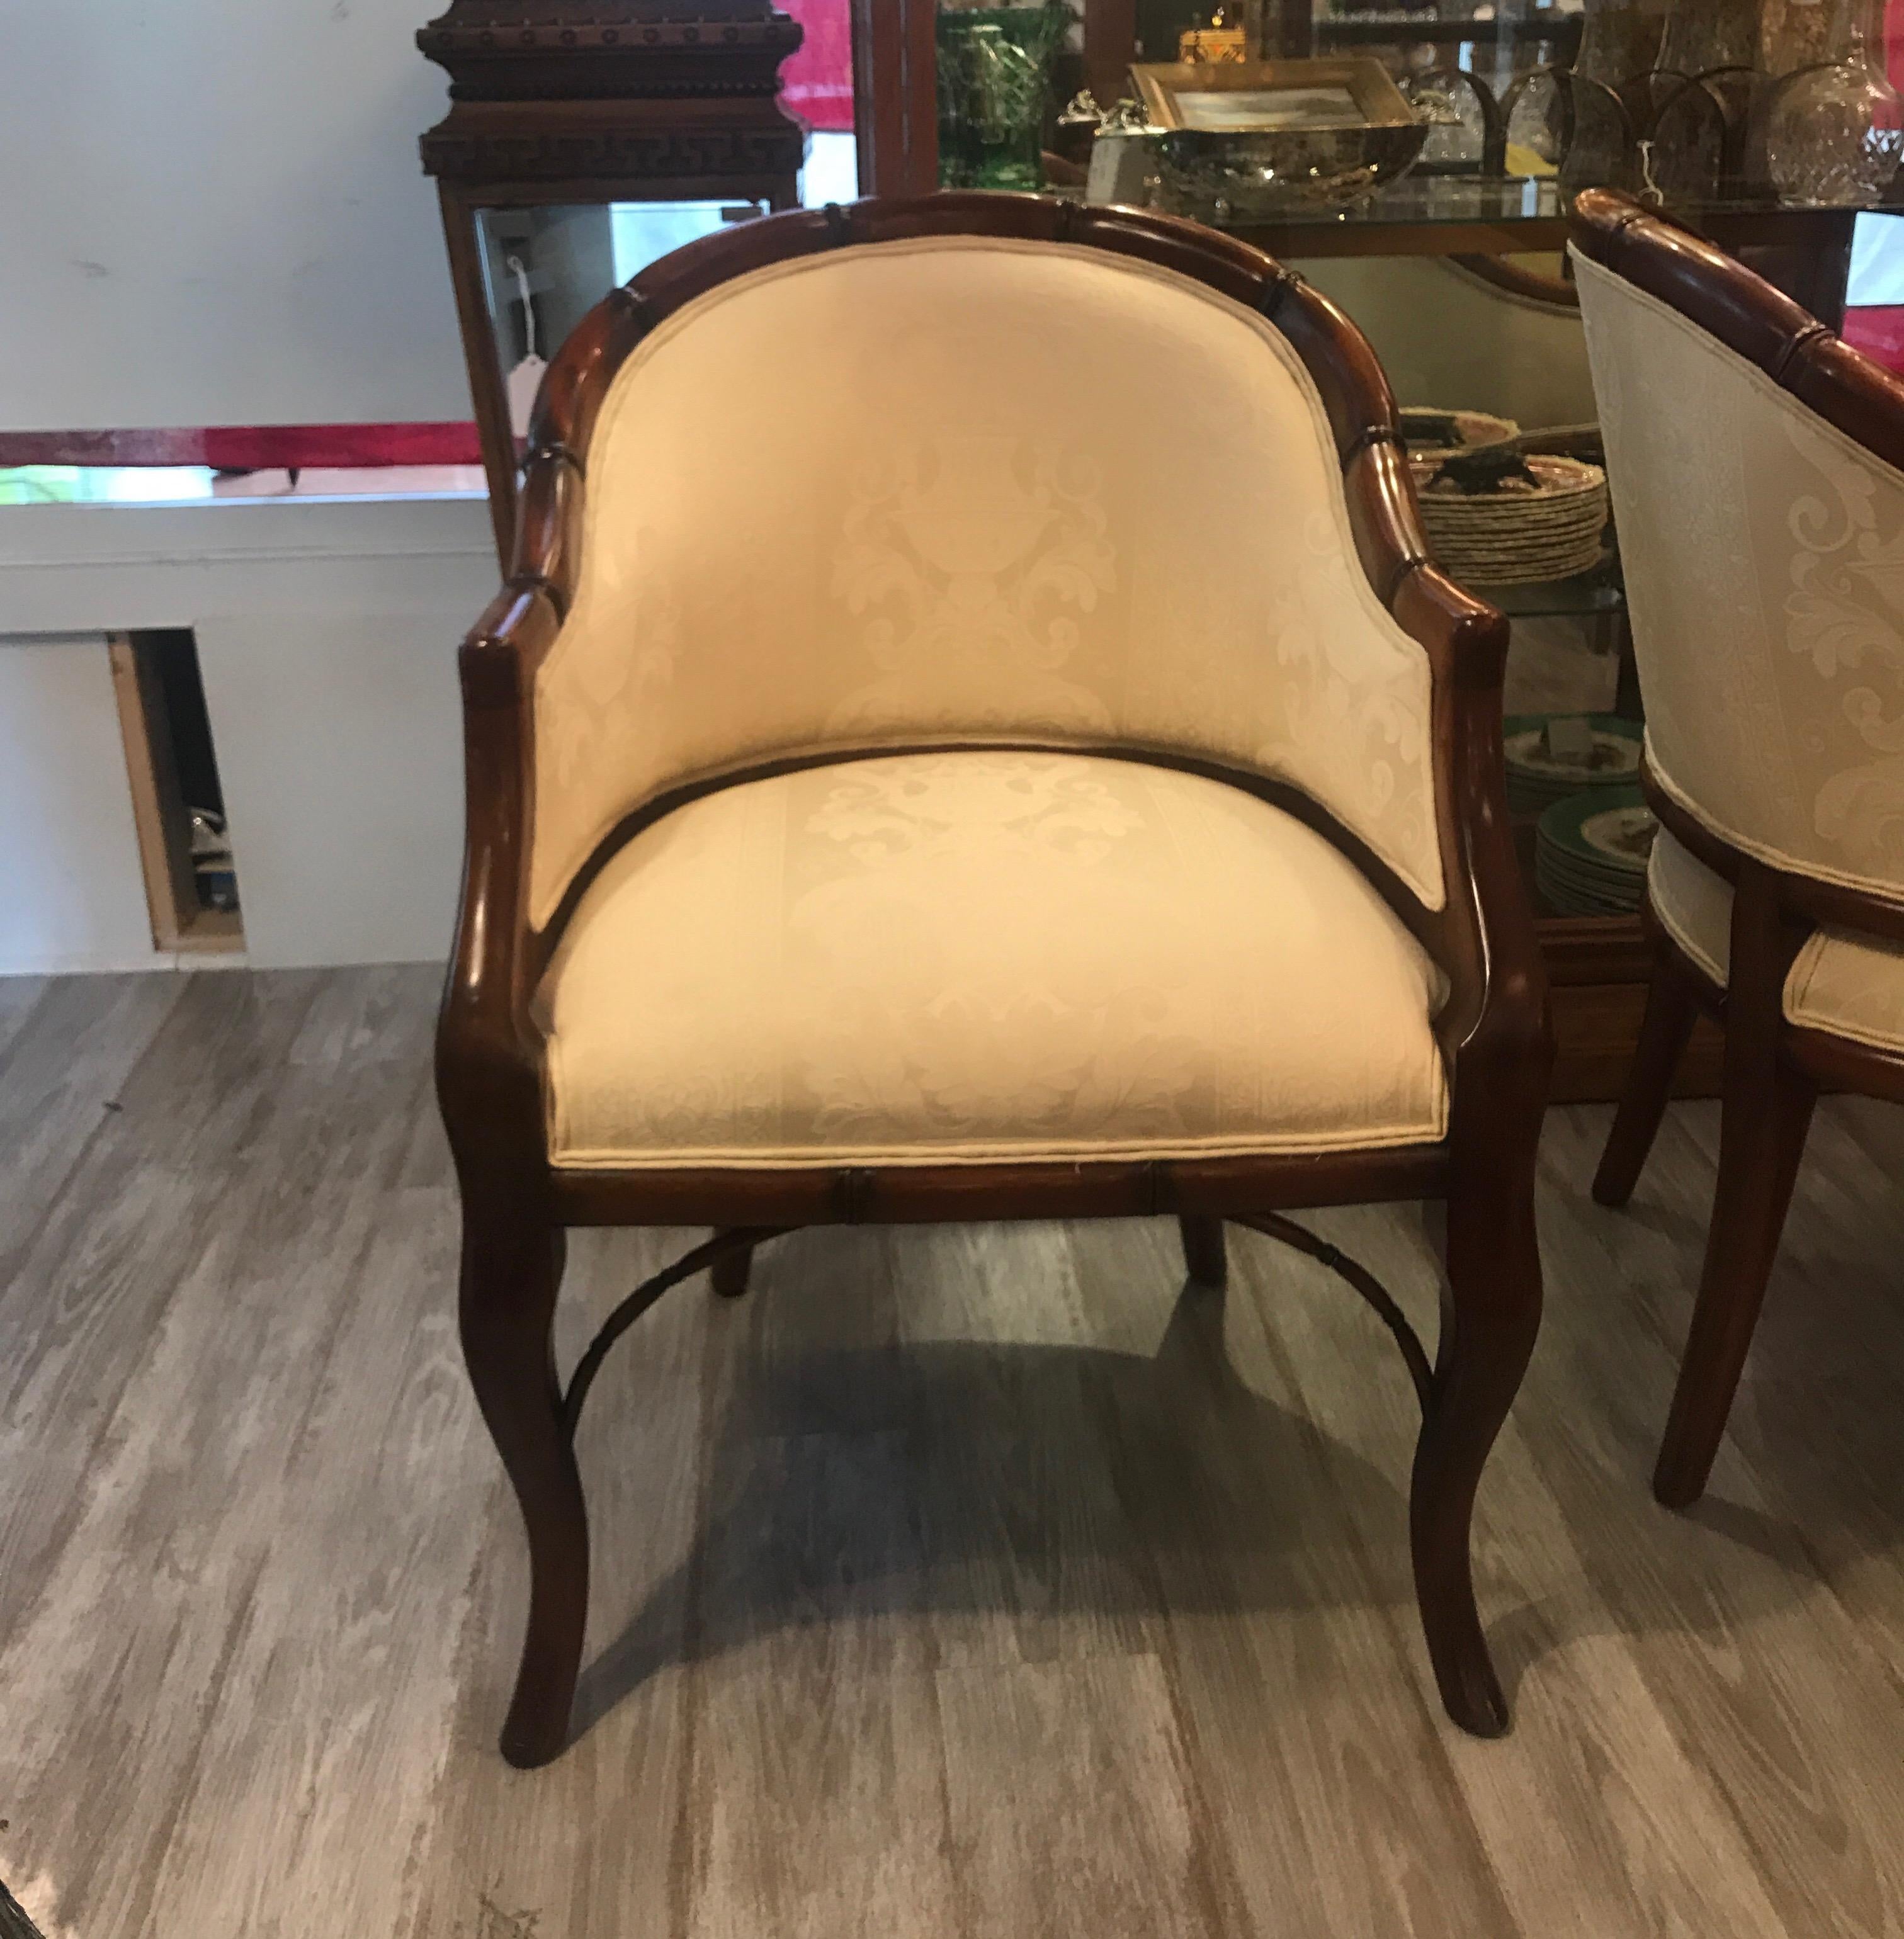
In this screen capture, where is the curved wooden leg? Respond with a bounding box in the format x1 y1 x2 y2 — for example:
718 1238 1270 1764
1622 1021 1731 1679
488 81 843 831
1411 1137 1543 1738
1653 862 1817 1510
1594 942 1700 1208
1653 1041 1815 1509
1177 1214 1228 1291
460 1205 586 1768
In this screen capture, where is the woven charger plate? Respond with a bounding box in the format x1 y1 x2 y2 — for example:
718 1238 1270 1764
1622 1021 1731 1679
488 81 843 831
1400 406 1520 451
1410 453 1611 587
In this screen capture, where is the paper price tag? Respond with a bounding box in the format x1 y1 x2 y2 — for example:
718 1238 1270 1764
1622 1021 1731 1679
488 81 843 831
1543 715 1595 760
504 252 548 440
507 355 548 441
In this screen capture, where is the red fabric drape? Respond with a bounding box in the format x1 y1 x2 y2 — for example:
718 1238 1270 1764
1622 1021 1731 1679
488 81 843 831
198 423 482 469
778 0 856 132
0 423 484 470
1843 306 1904 376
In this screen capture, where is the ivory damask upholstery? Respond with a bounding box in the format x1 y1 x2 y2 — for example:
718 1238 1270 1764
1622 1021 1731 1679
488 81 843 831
530 237 1442 930
1575 252 1904 903
538 750 1450 1167
442 196 1553 1768
1648 830 1904 1054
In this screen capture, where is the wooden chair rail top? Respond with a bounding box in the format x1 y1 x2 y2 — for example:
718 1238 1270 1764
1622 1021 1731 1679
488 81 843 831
1570 187 1904 477
493 195 1517 726
516 196 1442 567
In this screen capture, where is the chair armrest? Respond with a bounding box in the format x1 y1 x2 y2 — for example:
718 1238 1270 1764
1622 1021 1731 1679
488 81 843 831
1332 390 1550 1082
436 580 565 1182
1390 563 1552 1080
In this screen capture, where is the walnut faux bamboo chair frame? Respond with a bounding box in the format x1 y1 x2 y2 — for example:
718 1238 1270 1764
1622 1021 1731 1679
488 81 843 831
437 191 1553 1768
1573 189 1904 1510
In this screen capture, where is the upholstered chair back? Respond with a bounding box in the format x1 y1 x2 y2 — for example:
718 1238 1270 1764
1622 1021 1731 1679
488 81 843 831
1573 244 1904 904
528 235 1442 926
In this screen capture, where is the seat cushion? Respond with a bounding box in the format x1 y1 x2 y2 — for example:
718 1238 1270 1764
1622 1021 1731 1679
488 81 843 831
1650 829 1904 1054
536 751 1451 1169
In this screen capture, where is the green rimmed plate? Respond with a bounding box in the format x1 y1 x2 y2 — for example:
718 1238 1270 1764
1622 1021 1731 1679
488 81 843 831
1535 856 1644 917
1534 784 1656 917
1538 783 1656 874
1504 715 1643 816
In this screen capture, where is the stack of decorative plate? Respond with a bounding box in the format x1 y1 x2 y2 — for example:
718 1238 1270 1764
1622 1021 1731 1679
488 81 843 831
1503 713 1643 818
1400 407 1519 455
1410 449 1611 587
1534 783 1658 917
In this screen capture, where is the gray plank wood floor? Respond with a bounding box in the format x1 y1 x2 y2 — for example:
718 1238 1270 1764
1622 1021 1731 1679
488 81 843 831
3 966 1902 1938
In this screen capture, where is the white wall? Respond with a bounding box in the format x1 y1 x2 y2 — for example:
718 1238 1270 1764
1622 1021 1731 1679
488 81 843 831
195 603 473 969
0 635 161 974
0 1 470 432
1849 213 1904 307
1 494 494 972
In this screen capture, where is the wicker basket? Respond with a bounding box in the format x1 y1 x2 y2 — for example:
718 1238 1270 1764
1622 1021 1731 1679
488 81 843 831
1408 450 1610 588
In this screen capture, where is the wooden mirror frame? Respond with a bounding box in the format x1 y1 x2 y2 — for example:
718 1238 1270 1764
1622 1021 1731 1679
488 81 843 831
419 0 808 558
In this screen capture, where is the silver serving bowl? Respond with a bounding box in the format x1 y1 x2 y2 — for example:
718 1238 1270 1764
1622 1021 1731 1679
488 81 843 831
1154 122 1429 214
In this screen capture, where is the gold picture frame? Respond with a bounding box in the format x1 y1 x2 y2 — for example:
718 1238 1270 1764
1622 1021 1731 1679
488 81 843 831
1131 57 1417 137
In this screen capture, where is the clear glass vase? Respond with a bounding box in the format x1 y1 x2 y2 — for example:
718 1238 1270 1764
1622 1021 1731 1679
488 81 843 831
1764 0 1904 206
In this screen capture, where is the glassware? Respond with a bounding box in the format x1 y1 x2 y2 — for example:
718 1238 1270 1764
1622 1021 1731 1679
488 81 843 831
936 4 1071 191
1401 68 1489 175
1764 0 1903 206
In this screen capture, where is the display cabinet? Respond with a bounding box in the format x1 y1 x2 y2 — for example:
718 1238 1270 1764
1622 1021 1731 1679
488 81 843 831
851 0 1904 1096
856 0 1900 225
